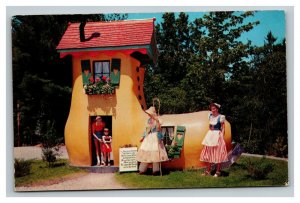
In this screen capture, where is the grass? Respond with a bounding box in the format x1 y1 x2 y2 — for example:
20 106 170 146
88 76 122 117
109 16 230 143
15 159 87 187
115 156 288 189
14 156 288 189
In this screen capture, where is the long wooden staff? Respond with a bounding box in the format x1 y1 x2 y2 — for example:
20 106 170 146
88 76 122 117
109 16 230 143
93 134 110 149
102 137 110 149
152 97 162 177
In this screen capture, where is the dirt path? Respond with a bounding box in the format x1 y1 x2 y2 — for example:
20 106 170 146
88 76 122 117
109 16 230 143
14 146 126 191
15 173 126 191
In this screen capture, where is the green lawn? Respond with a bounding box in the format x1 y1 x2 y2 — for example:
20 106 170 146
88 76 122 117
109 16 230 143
15 159 87 187
15 156 288 189
115 156 288 189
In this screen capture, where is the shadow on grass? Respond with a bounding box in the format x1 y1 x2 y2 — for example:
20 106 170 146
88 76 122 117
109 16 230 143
52 162 66 167
38 161 66 169
134 168 172 176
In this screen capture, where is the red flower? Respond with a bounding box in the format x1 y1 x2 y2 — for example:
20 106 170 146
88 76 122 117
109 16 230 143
102 76 107 81
107 77 111 82
95 77 100 83
89 77 94 83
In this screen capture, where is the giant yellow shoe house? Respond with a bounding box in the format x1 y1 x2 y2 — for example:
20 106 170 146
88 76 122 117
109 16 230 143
56 18 232 170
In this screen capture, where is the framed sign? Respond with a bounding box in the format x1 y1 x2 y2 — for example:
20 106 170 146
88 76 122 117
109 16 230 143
119 147 138 172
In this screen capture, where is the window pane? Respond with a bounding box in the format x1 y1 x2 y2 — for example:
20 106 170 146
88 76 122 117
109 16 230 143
94 61 110 80
161 127 166 135
168 127 174 140
95 62 101 79
94 62 102 76
103 62 110 74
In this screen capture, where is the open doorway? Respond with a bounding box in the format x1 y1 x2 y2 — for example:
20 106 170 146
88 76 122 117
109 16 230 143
90 115 114 166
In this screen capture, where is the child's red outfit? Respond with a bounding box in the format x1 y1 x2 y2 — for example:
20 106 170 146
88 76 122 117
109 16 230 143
101 135 112 153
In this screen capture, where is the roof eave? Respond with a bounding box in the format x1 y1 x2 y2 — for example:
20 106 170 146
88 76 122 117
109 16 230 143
57 44 157 65
57 44 149 53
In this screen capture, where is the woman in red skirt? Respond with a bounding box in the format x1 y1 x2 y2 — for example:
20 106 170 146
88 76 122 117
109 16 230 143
101 128 112 166
92 116 105 166
200 103 228 177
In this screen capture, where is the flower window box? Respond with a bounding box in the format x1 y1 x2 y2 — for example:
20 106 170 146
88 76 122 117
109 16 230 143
84 75 115 95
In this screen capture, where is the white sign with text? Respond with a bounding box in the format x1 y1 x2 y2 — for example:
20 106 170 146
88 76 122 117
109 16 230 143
119 147 138 172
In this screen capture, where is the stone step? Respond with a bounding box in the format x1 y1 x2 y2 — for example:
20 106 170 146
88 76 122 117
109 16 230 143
73 166 119 173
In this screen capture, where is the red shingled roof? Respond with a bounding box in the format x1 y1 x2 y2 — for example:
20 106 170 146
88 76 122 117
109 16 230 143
56 19 155 50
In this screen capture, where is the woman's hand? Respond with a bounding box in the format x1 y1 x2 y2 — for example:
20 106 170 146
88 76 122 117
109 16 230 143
157 122 161 131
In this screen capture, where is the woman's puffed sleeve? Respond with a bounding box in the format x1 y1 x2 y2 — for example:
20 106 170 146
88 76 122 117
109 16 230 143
208 112 212 119
220 115 226 123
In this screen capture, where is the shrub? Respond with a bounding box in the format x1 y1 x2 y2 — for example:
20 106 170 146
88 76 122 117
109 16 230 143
40 120 63 168
241 139 260 155
42 146 61 168
243 157 274 180
14 159 32 177
272 136 288 157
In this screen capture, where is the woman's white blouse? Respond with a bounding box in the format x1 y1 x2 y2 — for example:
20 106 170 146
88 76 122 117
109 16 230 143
208 113 225 125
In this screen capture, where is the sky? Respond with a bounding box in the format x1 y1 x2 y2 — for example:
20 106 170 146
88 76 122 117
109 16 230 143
127 10 285 47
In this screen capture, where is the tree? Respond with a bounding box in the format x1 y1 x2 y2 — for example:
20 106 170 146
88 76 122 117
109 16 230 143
145 12 287 156
247 32 287 155
144 12 192 114
12 14 127 146
224 31 287 155
182 11 259 111
145 11 260 113
155 12 191 84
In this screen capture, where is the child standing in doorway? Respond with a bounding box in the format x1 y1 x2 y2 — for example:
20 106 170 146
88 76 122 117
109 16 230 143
101 128 112 166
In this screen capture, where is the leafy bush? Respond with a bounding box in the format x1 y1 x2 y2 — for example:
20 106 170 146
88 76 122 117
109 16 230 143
40 120 62 168
240 139 261 155
14 159 32 177
243 157 274 180
272 136 288 157
42 146 61 168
